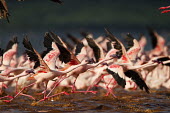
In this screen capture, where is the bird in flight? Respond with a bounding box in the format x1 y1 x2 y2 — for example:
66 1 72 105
0 0 10 22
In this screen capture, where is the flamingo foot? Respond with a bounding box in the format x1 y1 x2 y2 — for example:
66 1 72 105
37 91 69 103
105 89 117 98
0 95 13 100
20 93 35 100
3 100 11 103
71 90 97 94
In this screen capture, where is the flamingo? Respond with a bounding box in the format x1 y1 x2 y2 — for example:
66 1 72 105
8 37 92 102
147 27 166 57
105 28 150 93
159 5 170 13
0 0 9 22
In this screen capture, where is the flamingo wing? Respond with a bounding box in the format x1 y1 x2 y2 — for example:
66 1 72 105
106 65 126 88
49 31 67 48
49 32 71 63
147 27 158 49
124 70 150 93
106 41 112 52
155 56 170 66
85 35 104 62
67 33 81 44
0 48 4 65
126 33 141 61
50 0 63 4
75 41 84 56
105 28 122 58
0 48 4 57
105 28 132 64
5 36 18 52
3 37 18 66
23 37 40 69
23 37 50 71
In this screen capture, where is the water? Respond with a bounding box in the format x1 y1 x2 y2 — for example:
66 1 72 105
0 28 170 112
0 88 169 113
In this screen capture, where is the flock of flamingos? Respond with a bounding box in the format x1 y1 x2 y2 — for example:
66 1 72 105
0 28 169 103
0 0 170 104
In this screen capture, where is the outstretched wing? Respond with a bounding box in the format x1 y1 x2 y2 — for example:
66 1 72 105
105 28 131 64
105 28 123 58
124 70 150 93
50 31 80 64
147 27 158 49
85 35 104 62
106 65 126 88
125 33 141 61
3 37 18 66
67 33 81 44
75 41 84 56
23 37 50 71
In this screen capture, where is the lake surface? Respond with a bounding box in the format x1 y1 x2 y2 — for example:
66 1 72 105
0 88 169 113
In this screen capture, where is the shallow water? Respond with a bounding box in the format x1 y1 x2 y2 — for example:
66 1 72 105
0 88 169 113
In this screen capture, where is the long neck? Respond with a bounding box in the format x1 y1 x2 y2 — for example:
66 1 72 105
62 62 88 73
88 57 112 68
0 71 29 82
128 62 157 70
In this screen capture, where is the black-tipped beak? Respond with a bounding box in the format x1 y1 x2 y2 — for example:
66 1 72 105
110 54 118 58
102 62 108 66
26 69 35 74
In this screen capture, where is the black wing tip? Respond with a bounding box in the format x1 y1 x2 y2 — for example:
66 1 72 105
126 33 134 39
12 36 18 43
80 31 90 38
0 48 4 56
145 87 150 94
66 33 81 44
124 70 150 93
106 68 126 88
44 32 54 48
23 36 34 51
75 41 84 55
5 36 18 52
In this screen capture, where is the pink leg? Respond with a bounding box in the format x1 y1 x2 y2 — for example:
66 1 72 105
70 78 97 94
2 82 36 103
19 93 35 100
41 75 68 101
104 78 117 98
0 95 13 100
38 91 69 103
86 74 105 93
15 79 19 94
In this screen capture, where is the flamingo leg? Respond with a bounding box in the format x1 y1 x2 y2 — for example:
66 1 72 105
69 77 97 94
104 78 117 98
37 76 69 102
37 75 69 102
2 82 36 103
86 74 105 93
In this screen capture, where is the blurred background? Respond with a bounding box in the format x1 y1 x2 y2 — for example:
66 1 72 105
0 0 170 53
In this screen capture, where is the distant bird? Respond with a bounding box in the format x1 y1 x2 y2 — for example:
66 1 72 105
50 0 63 4
159 5 170 13
0 0 9 22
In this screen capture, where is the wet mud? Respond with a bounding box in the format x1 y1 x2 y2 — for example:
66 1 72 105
0 88 169 113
